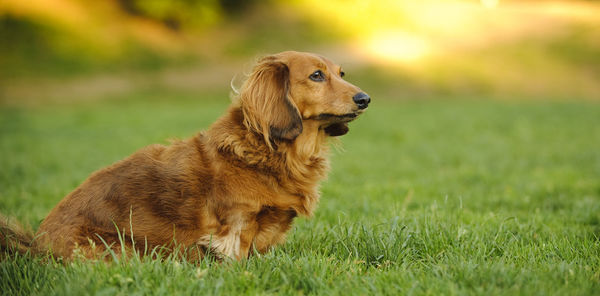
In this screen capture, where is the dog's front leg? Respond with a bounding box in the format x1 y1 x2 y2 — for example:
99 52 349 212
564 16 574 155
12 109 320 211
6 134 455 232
196 211 258 260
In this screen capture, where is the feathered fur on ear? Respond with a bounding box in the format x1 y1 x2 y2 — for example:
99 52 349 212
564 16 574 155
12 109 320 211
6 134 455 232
240 56 303 149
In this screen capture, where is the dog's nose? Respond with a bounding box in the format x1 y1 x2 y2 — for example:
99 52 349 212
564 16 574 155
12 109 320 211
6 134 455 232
352 92 371 109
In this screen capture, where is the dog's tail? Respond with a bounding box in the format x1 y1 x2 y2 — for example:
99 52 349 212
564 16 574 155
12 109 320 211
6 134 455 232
0 214 40 257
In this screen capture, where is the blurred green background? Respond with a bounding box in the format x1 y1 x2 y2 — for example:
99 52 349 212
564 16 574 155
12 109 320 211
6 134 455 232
1 0 599 104
1 2 600 294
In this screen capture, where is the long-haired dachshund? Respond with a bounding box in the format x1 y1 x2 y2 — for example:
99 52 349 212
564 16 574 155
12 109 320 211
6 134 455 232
1 51 370 260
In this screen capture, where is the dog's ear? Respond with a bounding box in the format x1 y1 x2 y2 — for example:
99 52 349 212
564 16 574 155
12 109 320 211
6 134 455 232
240 56 303 148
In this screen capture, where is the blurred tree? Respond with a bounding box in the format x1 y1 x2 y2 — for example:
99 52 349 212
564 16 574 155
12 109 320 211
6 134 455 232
117 0 222 30
218 0 260 15
115 0 264 30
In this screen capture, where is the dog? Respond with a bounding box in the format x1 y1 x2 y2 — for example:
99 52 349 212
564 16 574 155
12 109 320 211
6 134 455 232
0 51 370 261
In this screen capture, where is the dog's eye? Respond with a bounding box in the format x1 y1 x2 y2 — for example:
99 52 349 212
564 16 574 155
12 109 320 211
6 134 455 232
340 71 345 78
309 70 325 82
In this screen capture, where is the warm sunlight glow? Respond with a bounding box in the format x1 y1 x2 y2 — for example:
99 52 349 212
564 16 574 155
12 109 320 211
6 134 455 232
481 0 499 9
291 0 600 65
365 32 430 63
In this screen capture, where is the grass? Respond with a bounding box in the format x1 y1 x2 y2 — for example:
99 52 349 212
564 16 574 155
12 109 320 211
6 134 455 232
1 89 599 295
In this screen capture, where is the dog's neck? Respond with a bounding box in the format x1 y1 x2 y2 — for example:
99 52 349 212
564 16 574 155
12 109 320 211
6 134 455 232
204 105 331 215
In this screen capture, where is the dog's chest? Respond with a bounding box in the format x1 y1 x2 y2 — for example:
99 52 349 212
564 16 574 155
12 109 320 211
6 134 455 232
253 205 297 250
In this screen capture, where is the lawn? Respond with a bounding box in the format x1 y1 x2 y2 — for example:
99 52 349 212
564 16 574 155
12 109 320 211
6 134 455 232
1 89 599 295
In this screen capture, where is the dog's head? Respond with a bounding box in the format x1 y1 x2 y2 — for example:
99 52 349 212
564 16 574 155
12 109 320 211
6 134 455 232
239 51 370 147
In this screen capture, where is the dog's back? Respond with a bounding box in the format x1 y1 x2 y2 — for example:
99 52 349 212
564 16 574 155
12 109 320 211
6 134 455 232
37 137 213 258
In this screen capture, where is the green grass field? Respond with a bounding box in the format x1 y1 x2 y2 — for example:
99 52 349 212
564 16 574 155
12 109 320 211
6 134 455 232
1 90 599 295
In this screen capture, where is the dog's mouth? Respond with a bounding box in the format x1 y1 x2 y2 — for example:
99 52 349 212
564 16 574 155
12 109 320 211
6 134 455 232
304 110 365 137
323 122 349 137
308 112 360 123
309 112 362 137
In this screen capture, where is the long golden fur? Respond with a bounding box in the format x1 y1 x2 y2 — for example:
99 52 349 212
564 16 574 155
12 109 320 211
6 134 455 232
0 51 370 261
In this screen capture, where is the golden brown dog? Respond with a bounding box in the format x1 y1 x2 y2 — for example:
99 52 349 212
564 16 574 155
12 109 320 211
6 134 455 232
0 51 370 261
